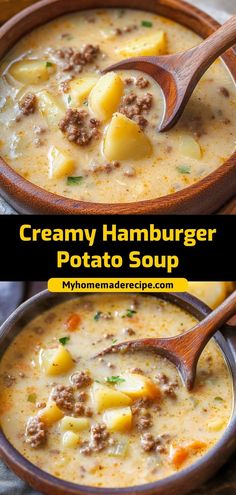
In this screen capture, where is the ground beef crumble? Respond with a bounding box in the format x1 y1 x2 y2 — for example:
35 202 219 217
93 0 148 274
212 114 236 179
155 373 178 399
25 417 47 448
70 371 92 389
55 44 100 73
19 93 37 116
51 385 74 410
80 423 109 455
140 433 171 453
59 109 100 146
119 92 153 128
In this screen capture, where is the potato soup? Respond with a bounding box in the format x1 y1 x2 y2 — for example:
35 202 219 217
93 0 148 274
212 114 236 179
0 9 236 203
0 294 232 487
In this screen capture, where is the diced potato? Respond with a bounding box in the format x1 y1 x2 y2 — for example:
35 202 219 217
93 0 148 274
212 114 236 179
115 373 161 400
39 345 74 376
37 90 65 128
62 431 80 448
103 407 132 432
179 135 202 160
117 31 166 58
207 419 226 431
188 282 228 309
104 112 152 161
9 59 55 84
89 73 124 121
91 382 132 412
38 401 64 426
48 145 74 179
60 416 90 433
68 75 99 106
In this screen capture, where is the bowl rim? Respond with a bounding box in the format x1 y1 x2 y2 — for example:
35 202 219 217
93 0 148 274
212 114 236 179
0 0 236 214
0 289 236 495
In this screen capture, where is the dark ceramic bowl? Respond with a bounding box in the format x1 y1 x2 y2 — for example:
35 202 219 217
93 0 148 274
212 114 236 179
0 0 236 214
0 290 236 495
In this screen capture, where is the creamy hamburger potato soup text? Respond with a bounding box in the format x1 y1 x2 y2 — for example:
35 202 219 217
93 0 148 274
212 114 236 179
0 9 236 203
0 294 232 487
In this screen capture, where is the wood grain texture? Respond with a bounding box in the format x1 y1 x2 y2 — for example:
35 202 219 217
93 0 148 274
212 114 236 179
0 0 236 214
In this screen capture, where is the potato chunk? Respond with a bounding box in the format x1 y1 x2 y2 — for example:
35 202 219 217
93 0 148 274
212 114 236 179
89 73 124 121
38 401 64 426
91 382 132 412
115 373 161 400
117 31 166 58
62 431 80 448
37 90 65 128
103 407 132 432
179 135 202 160
39 345 74 376
69 75 99 106
104 112 152 161
60 416 90 433
188 282 228 309
48 145 74 179
9 59 55 84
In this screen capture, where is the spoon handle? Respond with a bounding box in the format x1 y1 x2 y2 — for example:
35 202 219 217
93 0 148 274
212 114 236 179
182 15 236 77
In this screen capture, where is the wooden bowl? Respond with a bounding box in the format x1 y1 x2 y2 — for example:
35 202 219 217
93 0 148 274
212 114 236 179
0 290 236 495
0 0 236 214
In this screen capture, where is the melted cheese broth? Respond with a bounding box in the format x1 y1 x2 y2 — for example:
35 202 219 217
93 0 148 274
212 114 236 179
0 294 232 487
0 9 236 203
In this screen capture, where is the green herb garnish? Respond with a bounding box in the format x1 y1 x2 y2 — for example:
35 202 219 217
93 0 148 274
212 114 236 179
67 176 84 186
46 61 53 68
83 101 88 106
59 336 70 346
122 309 137 318
68 95 72 104
176 164 191 174
106 376 125 384
112 339 118 344
141 20 153 27
27 393 37 403
214 396 224 402
94 311 102 321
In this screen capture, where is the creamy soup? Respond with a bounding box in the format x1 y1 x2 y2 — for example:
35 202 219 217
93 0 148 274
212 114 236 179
0 9 236 204
0 294 232 487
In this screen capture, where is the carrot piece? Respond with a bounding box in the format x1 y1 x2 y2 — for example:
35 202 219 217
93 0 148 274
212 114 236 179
170 446 189 469
66 313 81 331
188 440 207 452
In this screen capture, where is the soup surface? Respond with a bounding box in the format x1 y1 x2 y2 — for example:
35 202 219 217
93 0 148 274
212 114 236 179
0 9 236 203
0 294 232 487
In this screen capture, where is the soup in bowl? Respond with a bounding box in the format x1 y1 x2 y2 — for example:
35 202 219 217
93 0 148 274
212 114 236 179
0 0 236 213
0 291 236 495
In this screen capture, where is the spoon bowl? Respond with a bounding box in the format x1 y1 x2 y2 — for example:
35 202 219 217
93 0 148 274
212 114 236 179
104 15 236 131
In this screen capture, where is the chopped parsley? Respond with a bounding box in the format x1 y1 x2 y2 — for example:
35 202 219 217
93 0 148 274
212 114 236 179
59 336 70 346
112 338 118 344
141 20 153 27
94 311 102 321
122 309 137 318
27 393 37 403
214 396 224 402
67 176 84 186
176 164 191 174
106 376 125 384
68 95 72 104
46 61 53 68
83 100 88 106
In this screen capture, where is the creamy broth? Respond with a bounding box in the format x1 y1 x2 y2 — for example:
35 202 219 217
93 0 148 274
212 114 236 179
0 9 236 204
0 294 232 487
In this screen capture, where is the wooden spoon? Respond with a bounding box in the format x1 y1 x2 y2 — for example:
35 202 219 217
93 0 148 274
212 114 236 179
103 16 236 131
96 291 236 390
